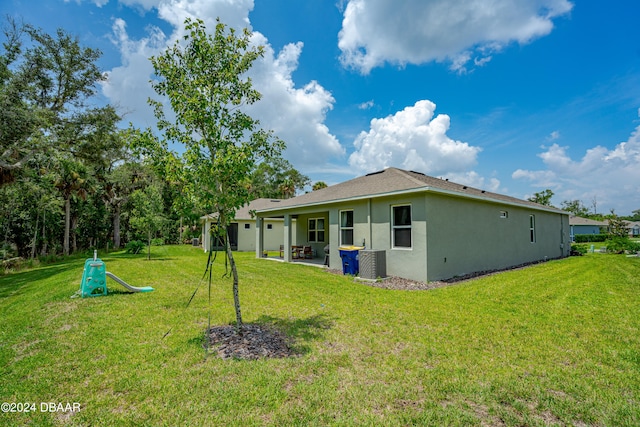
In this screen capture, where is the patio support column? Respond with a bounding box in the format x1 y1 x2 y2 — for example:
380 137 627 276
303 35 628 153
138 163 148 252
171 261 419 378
283 214 292 262
203 220 210 253
256 216 264 259
367 198 372 249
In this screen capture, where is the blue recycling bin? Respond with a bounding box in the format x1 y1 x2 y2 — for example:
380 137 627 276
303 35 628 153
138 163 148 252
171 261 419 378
339 247 363 275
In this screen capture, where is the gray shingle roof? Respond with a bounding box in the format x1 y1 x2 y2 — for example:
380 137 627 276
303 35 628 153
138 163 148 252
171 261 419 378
257 167 566 214
201 198 285 221
569 216 608 226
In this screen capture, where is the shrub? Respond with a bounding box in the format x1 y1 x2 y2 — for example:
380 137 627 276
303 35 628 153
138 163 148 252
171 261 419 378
606 237 640 254
0 243 18 260
627 241 640 254
570 244 587 256
151 238 165 246
574 234 608 243
125 240 145 254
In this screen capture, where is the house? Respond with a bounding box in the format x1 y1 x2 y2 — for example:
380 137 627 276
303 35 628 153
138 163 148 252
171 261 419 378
201 198 295 252
569 216 607 241
625 221 640 238
254 167 570 282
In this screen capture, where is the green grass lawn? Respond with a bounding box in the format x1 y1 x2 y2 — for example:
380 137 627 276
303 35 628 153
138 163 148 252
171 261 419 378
1 246 639 426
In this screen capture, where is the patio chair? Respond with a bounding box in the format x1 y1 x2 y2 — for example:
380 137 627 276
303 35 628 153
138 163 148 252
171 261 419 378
302 246 313 259
279 245 284 258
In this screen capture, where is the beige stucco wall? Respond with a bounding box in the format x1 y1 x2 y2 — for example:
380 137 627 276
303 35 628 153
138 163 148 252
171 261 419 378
256 191 569 282
323 196 428 281
236 219 286 252
424 193 570 281
203 218 290 252
368 195 428 282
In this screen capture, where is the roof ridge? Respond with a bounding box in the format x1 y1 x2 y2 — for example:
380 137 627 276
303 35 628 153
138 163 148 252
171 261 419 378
388 167 429 188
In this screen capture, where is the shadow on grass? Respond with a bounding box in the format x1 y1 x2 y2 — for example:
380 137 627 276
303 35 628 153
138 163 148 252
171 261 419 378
0 262 80 299
255 314 335 341
192 314 335 360
253 313 335 356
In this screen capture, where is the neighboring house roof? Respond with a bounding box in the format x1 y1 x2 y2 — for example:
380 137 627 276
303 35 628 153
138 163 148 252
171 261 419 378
257 167 566 214
569 216 608 227
201 198 286 221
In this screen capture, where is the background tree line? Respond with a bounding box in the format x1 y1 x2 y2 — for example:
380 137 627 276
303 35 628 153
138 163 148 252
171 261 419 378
527 189 640 221
0 19 311 263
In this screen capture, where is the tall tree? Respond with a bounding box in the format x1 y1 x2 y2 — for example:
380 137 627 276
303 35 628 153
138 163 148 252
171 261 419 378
248 157 309 199
54 158 91 256
312 181 327 191
1 20 107 185
150 18 284 332
561 199 590 217
527 189 554 206
104 161 152 249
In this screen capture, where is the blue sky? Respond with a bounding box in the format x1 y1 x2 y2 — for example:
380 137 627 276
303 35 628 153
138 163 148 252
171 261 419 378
3 0 640 215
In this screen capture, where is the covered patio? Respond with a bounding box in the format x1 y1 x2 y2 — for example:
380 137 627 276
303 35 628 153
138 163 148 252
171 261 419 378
260 252 328 268
254 208 331 265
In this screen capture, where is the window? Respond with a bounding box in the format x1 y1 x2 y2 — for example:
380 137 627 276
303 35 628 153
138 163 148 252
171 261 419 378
500 211 508 219
308 218 325 242
392 205 412 248
529 215 536 243
267 224 273 230
244 223 250 230
340 210 354 246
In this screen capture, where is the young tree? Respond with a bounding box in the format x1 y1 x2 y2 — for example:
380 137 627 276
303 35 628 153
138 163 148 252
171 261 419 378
150 18 284 332
605 210 633 254
129 183 166 260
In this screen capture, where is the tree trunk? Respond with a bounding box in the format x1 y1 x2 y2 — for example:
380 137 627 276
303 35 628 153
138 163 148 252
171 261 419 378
30 210 39 260
147 229 151 260
113 204 121 248
63 196 70 256
226 227 242 333
71 213 78 254
41 209 47 256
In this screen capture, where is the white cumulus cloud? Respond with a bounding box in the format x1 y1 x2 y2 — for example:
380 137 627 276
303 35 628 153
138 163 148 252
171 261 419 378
513 126 640 214
101 18 167 128
338 0 573 74
244 35 345 165
100 0 343 168
348 100 481 176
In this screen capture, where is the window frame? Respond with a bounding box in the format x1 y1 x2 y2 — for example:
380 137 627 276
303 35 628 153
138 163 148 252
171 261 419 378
307 217 325 243
339 210 354 246
529 214 536 243
391 204 412 250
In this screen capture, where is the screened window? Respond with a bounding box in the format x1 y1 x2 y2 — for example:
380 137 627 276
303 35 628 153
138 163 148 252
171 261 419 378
308 218 325 243
340 210 354 246
392 205 412 248
529 215 536 243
